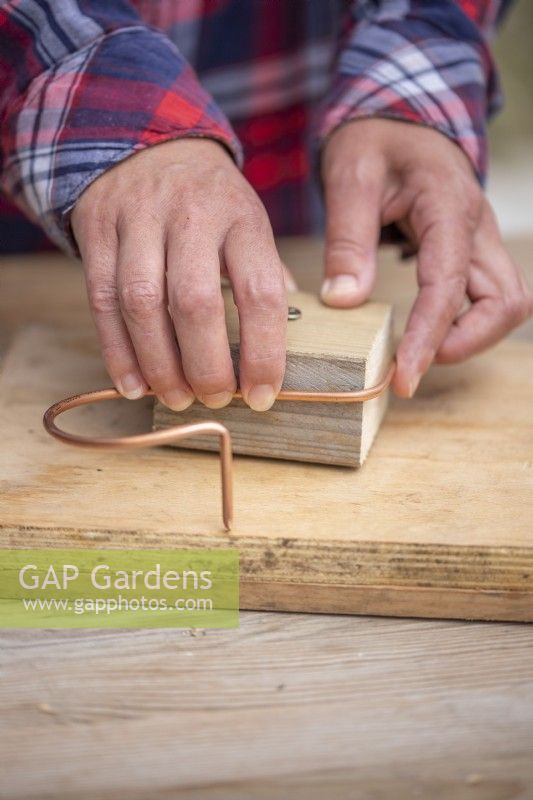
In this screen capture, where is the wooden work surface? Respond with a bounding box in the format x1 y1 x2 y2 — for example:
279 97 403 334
1 239 532 798
0 243 532 621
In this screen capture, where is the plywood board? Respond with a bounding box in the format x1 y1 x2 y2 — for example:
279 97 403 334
154 290 394 466
1 323 532 621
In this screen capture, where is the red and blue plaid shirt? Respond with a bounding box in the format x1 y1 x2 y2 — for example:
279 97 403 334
0 0 511 253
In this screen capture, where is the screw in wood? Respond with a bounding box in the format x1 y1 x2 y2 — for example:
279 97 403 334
288 306 301 321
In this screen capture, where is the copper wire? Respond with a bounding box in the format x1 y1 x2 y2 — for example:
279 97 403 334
43 360 396 530
234 360 396 404
43 389 234 531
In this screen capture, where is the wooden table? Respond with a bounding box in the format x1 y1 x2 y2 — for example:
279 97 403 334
0 240 532 799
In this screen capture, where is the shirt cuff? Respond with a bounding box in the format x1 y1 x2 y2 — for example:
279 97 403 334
316 13 499 185
2 26 242 254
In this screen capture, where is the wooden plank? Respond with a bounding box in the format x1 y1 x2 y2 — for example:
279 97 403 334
153 290 394 466
1 616 532 799
1 321 532 621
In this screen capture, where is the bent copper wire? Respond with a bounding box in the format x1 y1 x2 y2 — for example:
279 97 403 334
43 389 234 531
235 359 396 404
43 359 396 531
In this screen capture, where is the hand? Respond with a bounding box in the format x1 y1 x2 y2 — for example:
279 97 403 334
71 139 287 412
321 119 532 397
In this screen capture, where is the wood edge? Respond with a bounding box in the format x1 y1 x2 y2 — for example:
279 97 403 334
360 305 395 462
240 581 533 622
1 527 532 596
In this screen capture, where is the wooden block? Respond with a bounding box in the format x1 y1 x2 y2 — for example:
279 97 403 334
153 290 394 467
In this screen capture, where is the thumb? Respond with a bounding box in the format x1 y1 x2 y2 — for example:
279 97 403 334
322 164 384 308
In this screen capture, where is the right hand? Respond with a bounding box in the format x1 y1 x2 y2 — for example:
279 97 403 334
71 138 288 412
321 119 532 397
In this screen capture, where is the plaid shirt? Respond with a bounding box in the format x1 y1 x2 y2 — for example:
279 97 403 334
0 0 511 253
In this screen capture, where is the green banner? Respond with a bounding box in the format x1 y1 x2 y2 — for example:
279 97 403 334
0 549 239 628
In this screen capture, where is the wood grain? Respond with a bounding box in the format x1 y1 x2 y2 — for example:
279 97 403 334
154 290 394 466
0 242 532 799
1 615 532 799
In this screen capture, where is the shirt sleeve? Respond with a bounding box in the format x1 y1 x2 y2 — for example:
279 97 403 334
317 0 513 185
0 0 242 252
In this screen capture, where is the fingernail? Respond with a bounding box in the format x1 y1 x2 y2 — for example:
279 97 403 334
160 389 194 412
117 374 145 400
321 275 359 303
407 374 421 398
247 384 276 412
201 391 234 410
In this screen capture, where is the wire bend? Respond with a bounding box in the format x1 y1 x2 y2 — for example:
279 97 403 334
43 389 233 531
42 359 396 531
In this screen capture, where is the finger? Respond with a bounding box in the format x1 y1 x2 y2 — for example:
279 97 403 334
167 228 236 409
393 212 473 398
224 217 287 411
223 260 296 293
437 204 532 362
436 292 529 363
117 220 194 411
79 220 149 400
282 262 298 293
321 156 385 307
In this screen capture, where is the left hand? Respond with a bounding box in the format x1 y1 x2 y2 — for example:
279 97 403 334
321 118 532 397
